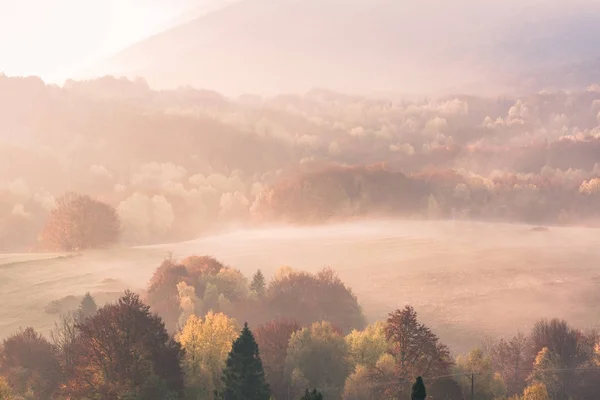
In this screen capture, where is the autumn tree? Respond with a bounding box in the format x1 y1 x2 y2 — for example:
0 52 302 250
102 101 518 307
286 321 350 398
0 327 62 399
219 323 270 400
177 312 239 399
67 291 184 399
266 267 366 333
0 376 10 400
250 270 266 297
345 321 388 369
490 332 530 396
529 319 588 398
254 319 300 399
51 311 79 378
455 347 506 400
377 306 452 396
40 192 120 251
342 365 375 400
522 382 550 400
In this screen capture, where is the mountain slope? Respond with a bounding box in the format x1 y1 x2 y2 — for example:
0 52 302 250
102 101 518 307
88 0 600 95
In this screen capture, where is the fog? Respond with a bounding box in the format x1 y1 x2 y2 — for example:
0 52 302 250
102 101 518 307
2 1 600 398
1 220 599 355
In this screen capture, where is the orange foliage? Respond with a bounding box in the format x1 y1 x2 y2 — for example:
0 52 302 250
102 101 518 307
39 192 120 251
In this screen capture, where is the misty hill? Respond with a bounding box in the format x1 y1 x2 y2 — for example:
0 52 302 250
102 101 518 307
91 0 600 95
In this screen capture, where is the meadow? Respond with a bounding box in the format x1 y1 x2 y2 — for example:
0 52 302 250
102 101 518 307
1 219 598 353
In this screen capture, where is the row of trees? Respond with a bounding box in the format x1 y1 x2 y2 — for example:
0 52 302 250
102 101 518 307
2 256 600 399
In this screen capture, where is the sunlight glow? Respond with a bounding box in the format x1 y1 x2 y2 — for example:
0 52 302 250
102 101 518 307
0 0 191 83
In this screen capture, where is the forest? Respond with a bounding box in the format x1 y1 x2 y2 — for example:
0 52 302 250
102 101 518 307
2 75 600 251
1 254 599 400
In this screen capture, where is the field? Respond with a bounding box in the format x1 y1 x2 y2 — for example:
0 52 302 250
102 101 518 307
1 220 599 353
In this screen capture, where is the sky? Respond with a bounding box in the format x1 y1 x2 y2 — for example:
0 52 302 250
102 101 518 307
0 0 214 82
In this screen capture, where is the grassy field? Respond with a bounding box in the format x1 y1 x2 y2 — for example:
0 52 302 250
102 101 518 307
2 220 599 353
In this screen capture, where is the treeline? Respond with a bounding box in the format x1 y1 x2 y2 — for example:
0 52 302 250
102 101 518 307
2 75 600 251
1 256 599 399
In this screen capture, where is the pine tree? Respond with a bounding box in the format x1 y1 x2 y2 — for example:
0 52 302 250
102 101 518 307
411 376 427 400
250 270 266 297
76 292 98 322
219 323 270 400
300 388 323 400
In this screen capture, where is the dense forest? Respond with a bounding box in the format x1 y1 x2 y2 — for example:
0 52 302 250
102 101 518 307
1 75 600 251
0 255 598 399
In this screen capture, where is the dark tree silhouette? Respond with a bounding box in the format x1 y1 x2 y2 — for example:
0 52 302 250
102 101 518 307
250 269 266 297
300 388 324 400
411 376 427 400
219 323 270 400
76 291 98 322
66 291 184 399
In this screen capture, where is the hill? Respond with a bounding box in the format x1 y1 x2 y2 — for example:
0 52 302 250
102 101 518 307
89 0 600 95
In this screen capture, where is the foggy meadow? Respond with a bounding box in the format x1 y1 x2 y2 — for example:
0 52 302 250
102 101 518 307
1 0 600 399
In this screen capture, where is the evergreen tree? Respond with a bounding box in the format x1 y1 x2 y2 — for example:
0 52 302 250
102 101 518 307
76 292 98 322
411 376 427 400
250 270 266 297
300 388 323 400
219 323 270 400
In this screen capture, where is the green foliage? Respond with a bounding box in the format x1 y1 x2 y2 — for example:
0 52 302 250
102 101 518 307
219 323 270 400
410 376 426 400
250 270 266 297
286 321 350 398
300 388 323 400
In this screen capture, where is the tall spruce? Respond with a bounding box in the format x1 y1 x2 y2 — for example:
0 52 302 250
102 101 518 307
300 388 324 400
76 292 98 322
411 376 427 400
219 323 270 400
250 270 266 297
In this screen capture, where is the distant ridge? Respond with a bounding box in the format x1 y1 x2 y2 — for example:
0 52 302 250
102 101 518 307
85 0 600 96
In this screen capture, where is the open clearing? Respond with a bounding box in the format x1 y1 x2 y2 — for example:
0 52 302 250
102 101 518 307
1 220 599 353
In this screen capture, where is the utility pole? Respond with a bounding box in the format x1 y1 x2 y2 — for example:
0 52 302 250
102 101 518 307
470 373 474 400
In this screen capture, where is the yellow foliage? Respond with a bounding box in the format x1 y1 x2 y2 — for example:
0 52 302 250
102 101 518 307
177 312 239 399
522 383 549 400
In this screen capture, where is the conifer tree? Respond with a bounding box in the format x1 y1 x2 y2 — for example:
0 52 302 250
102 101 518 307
76 292 98 322
300 388 323 400
219 323 270 400
411 376 427 400
250 270 266 297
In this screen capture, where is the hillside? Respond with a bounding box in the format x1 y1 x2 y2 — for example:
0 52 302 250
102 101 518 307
90 0 600 95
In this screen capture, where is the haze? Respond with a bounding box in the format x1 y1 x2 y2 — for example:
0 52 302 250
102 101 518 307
1 1 600 398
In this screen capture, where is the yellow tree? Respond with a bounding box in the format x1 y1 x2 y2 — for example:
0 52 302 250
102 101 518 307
177 312 239 399
345 321 388 369
522 383 549 400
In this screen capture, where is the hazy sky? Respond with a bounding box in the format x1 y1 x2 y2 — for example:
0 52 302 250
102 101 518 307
0 0 217 81
0 0 597 90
